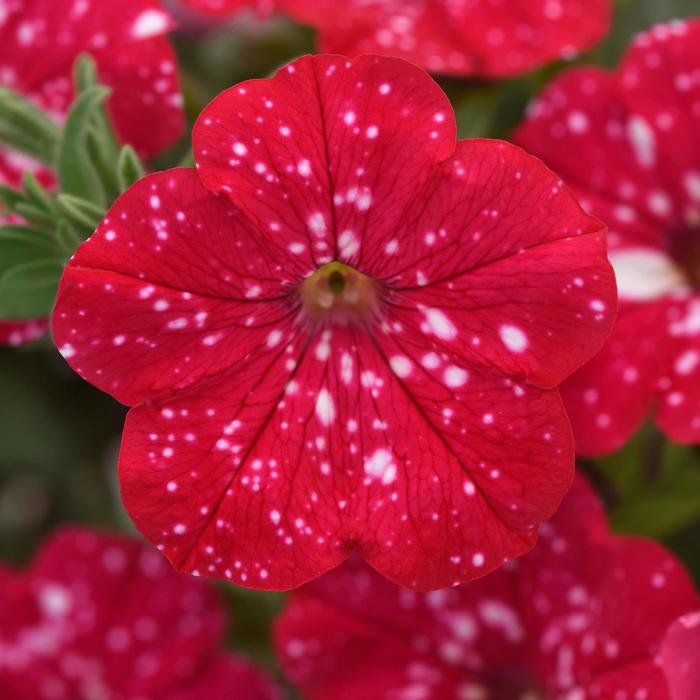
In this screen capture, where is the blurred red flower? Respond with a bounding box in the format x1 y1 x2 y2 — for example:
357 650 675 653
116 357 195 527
0 0 185 348
0 318 48 347
516 18 700 455
0 527 281 700
0 0 183 161
275 474 700 700
180 0 611 77
178 0 275 17
661 610 700 700
53 54 615 591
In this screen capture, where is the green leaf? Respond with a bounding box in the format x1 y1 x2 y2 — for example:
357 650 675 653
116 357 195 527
56 220 83 255
74 53 99 93
22 171 57 216
0 226 56 274
177 149 195 169
86 129 120 200
117 145 145 192
57 86 111 203
0 86 60 164
12 203 56 232
0 259 63 318
610 443 700 539
57 193 105 233
0 184 24 215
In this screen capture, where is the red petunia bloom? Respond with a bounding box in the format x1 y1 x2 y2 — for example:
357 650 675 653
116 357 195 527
0 527 282 700
0 0 185 348
280 0 611 78
661 611 700 700
275 475 700 700
52 54 615 591
515 18 700 455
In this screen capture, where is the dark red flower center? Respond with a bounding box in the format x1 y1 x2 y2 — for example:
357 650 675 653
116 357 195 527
298 261 384 328
668 224 700 287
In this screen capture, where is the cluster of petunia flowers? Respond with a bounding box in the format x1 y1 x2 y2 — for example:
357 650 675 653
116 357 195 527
1 0 700 697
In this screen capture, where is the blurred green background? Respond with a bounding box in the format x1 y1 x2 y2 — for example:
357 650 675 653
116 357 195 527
1 0 699 685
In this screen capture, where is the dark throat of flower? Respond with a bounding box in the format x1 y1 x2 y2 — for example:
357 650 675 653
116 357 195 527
669 223 700 287
297 261 385 330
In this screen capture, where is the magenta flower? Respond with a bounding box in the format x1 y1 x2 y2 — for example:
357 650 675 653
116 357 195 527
0 527 282 700
275 475 700 699
53 54 615 591
515 18 700 455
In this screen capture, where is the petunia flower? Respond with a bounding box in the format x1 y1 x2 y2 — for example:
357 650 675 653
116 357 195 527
52 54 615 591
661 610 700 700
275 474 700 700
515 17 700 455
267 0 610 78
0 526 282 700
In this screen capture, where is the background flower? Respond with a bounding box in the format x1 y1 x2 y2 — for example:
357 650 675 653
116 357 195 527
275 475 700 699
0 527 281 699
515 17 700 455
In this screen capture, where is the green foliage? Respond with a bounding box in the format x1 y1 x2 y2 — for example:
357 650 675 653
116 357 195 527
0 54 145 321
0 86 60 164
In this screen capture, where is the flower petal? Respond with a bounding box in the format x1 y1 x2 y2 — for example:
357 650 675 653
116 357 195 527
120 321 572 590
53 169 300 405
661 611 700 700
521 534 699 697
560 302 669 456
0 527 266 699
0 318 48 347
194 54 456 268
369 140 615 389
282 0 611 77
514 67 673 246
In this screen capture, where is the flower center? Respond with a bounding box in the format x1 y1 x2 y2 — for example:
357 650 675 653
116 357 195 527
298 261 383 327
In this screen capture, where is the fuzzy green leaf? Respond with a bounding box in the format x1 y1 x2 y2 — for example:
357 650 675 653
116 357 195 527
0 259 63 318
117 145 146 192
57 86 111 203
0 86 60 164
